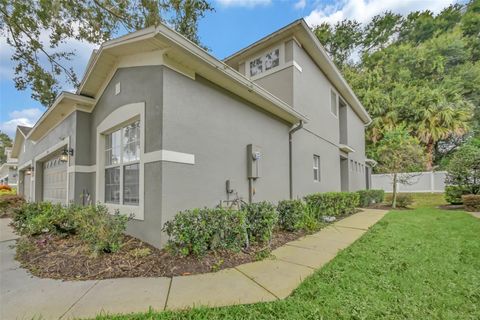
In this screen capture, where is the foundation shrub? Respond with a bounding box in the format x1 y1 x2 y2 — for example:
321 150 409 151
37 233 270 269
13 202 129 254
461 194 480 212
445 186 469 204
277 199 319 232
304 192 359 217
356 189 385 207
163 208 246 256
242 201 278 244
75 205 129 254
0 184 12 191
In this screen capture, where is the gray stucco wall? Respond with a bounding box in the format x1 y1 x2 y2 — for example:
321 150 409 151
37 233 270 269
346 106 367 191
79 65 164 247
161 68 291 245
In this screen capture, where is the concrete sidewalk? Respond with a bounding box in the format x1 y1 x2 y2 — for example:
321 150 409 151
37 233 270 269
0 209 388 320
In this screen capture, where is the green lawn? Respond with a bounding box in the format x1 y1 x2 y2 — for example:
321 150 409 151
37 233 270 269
94 194 480 320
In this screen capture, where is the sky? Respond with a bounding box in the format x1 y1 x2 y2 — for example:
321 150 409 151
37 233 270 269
0 0 460 139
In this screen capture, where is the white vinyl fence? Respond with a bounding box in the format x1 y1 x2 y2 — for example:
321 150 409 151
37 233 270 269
371 171 447 193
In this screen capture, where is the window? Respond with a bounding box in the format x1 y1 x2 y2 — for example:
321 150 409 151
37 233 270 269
313 155 320 182
104 120 140 205
330 90 338 116
249 48 280 77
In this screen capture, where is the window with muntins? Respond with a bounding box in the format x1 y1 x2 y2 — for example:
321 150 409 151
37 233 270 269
249 48 280 77
104 120 140 205
313 155 320 182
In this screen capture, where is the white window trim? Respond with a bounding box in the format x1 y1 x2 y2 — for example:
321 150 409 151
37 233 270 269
313 155 320 182
247 43 285 80
96 102 145 220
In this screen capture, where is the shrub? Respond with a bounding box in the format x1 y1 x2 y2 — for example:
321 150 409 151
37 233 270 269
462 194 480 212
304 192 359 217
277 199 319 232
0 194 24 218
13 202 129 254
385 193 414 208
357 189 385 207
242 201 278 244
163 208 246 256
75 205 129 254
0 184 12 191
445 186 469 204
0 187 16 196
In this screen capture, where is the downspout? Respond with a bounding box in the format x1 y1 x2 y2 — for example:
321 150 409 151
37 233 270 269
289 120 304 199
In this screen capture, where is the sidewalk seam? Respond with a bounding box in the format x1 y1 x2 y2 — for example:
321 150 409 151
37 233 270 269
58 280 100 319
163 277 173 310
285 243 342 254
234 267 280 300
332 225 369 231
274 258 315 270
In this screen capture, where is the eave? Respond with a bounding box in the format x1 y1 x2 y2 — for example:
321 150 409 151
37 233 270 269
224 19 371 124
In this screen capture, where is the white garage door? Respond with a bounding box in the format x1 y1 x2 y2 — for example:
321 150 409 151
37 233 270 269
43 156 67 204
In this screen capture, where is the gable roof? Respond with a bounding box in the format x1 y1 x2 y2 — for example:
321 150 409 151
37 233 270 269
25 23 309 142
224 19 371 124
11 125 32 158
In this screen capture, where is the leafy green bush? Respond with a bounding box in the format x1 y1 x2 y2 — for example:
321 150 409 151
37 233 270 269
304 192 359 217
163 208 246 256
385 193 414 208
461 194 480 212
13 202 128 254
242 201 278 244
445 185 469 204
356 189 385 207
12 202 73 236
277 199 319 232
75 205 129 254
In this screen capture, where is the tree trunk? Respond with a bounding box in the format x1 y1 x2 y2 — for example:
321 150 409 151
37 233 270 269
425 140 434 171
392 173 397 209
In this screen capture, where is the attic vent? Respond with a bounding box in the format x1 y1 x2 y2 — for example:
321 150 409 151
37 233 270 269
115 82 121 95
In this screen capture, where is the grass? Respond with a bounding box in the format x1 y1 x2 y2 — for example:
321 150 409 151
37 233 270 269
93 193 480 320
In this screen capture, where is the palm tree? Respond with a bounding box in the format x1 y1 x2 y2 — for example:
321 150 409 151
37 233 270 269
414 101 472 170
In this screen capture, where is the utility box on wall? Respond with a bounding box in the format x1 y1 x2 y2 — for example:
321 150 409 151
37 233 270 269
247 144 262 178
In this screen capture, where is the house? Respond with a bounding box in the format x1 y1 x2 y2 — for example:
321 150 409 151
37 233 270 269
0 147 18 187
11 19 372 248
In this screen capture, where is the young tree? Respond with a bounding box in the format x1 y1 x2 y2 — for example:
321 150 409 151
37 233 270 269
0 0 214 107
375 128 425 208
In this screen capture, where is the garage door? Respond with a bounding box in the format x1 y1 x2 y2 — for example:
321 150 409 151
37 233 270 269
43 155 67 204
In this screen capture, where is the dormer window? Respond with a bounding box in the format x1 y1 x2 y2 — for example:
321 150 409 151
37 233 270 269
249 47 280 77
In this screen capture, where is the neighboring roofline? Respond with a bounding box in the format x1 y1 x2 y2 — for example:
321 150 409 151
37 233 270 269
11 126 29 158
0 162 17 171
224 19 371 124
25 92 96 141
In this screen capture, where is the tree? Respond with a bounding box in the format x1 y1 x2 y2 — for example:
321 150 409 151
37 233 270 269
0 131 13 164
445 140 480 194
375 128 425 208
0 0 214 107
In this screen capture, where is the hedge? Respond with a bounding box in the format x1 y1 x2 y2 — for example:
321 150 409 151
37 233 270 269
242 201 278 244
356 189 385 207
277 199 318 232
385 193 414 208
163 207 246 256
462 194 480 212
304 192 359 217
445 186 469 204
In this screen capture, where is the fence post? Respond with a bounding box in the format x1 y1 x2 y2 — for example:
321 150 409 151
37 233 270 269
430 171 435 193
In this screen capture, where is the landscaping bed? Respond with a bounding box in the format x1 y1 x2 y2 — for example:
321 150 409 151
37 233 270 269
15 229 305 280
11 191 372 281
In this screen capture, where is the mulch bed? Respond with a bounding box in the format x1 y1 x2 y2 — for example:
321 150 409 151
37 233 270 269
15 230 306 281
364 203 411 210
438 204 465 211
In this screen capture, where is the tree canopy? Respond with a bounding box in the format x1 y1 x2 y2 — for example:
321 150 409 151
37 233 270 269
0 130 13 164
0 0 214 107
313 0 480 170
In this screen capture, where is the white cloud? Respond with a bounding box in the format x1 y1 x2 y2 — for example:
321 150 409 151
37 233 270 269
294 0 307 10
215 0 271 8
305 0 457 26
0 108 43 138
